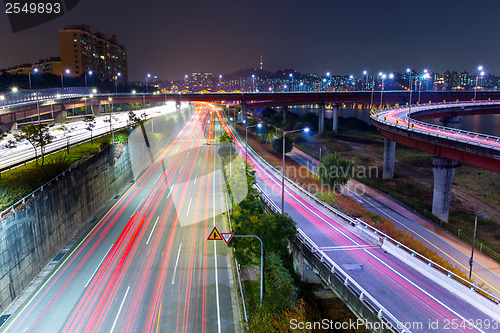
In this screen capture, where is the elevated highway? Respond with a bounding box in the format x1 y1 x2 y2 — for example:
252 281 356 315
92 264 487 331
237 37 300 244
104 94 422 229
3 89 500 131
370 101 500 221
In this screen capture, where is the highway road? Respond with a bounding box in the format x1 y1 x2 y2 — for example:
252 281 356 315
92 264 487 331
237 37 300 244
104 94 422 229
287 147 500 298
0 103 239 332
0 102 184 171
219 107 500 332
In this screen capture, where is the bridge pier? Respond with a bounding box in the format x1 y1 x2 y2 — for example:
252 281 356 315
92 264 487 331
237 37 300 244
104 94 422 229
53 110 67 123
318 102 325 134
92 105 104 117
332 103 339 133
432 157 460 222
383 138 396 179
282 105 288 121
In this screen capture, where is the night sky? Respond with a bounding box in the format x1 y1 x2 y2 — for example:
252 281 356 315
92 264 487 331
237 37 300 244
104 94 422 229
1 0 499 81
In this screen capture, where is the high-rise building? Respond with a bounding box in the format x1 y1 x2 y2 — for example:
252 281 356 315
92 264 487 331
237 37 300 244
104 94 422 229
59 24 127 83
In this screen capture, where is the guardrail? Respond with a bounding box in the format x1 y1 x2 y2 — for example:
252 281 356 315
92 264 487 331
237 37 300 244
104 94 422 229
252 175 406 331
0 87 93 109
370 101 500 148
229 121 500 307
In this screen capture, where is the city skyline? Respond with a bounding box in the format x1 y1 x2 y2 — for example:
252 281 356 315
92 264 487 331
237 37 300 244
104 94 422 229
1 0 499 81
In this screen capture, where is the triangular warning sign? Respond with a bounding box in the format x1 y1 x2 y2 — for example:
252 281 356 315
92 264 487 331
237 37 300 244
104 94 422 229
207 227 222 241
221 233 234 245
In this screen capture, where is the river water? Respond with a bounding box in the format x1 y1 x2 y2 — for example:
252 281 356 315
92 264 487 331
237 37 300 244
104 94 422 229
288 105 500 137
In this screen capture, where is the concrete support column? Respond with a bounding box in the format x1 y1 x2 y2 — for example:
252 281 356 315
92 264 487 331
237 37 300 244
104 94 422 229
383 138 396 179
241 102 247 123
282 105 288 121
432 157 460 222
332 103 339 133
54 110 67 123
318 102 325 134
176 101 181 112
92 105 103 117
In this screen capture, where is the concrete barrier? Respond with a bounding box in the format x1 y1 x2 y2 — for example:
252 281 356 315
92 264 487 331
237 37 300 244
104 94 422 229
0 144 133 312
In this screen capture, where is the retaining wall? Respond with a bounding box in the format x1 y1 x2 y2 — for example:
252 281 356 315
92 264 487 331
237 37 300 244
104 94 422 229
0 143 133 311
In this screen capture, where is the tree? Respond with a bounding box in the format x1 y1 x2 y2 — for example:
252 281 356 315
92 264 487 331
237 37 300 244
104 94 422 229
14 123 53 165
271 135 293 154
219 132 233 143
318 152 354 190
56 123 75 153
83 115 96 143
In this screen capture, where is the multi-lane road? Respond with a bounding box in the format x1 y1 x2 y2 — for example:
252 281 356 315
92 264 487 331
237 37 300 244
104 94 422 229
1 104 239 332
287 147 500 298
220 107 500 332
0 103 186 171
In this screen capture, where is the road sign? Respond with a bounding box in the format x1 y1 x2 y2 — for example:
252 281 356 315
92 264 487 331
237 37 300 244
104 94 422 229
221 233 234 245
207 227 222 241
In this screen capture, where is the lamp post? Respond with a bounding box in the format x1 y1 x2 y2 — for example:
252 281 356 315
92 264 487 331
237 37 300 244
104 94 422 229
115 72 121 94
474 66 484 102
363 71 368 91
379 73 386 107
289 73 293 92
370 74 376 109
29 68 38 90
85 70 93 88
407 68 413 129
251 74 256 92
281 127 310 213
241 120 262 164
219 74 222 89
184 74 188 90
146 73 151 93
61 69 70 88
469 211 489 279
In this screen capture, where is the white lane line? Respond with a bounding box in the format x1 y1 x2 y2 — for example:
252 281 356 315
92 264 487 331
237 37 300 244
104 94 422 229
84 244 114 288
131 197 146 217
186 197 192 216
194 172 198 185
167 187 173 198
145 216 160 245
110 286 130 333
171 243 183 284
213 154 221 333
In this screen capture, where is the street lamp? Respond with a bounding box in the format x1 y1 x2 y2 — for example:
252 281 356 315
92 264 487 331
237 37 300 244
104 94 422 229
85 70 93 88
28 68 39 90
241 120 262 164
469 211 489 279
146 73 151 93
407 68 413 129
289 73 293 92
11 87 18 93
281 127 310 213
115 72 121 94
363 71 368 91
379 73 393 107
474 66 485 102
418 72 430 104
300 82 304 92
252 74 256 92
61 69 70 88
219 74 222 88
184 74 188 90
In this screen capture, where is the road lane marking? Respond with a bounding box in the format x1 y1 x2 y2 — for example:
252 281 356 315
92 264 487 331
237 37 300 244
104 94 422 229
171 243 182 284
213 152 221 333
110 286 130 333
146 217 160 245
186 197 192 216
84 244 114 288
131 197 146 217
194 173 197 185
167 187 172 198
156 304 162 333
